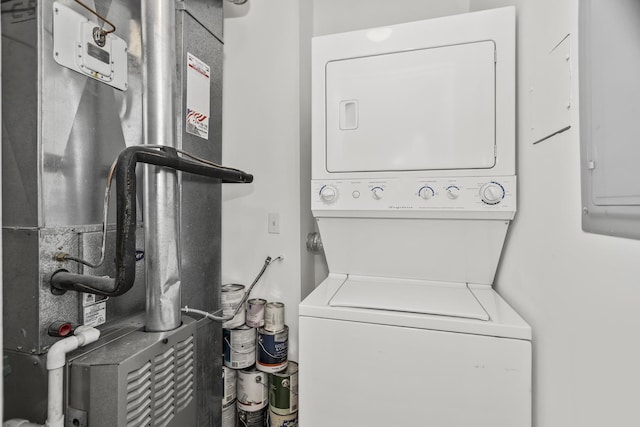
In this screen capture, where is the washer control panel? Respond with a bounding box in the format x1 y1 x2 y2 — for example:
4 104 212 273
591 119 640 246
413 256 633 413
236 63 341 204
312 176 516 217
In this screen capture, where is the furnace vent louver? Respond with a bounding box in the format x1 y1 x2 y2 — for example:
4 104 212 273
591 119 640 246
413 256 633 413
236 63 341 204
126 362 153 427
68 317 198 426
144 335 195 427
154 347 176 426
124 335 195 427
175 336 195 412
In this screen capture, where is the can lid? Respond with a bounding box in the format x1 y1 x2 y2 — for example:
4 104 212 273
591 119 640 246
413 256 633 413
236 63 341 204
225 324 255 332
258 324 288 335
266 301 285 308
272 360 298 377
240 365 266 375
221 283 245 292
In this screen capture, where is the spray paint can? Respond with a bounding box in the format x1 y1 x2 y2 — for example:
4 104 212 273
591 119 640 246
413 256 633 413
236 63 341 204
257 326 289 373
222 284 246 329
264 302 285 332
269 361 298 415
222 399 237 427
237 406 267 427
246 298 267 328
237 366 268 411
224 326 256 369
223 364 237 407
268 410 298 427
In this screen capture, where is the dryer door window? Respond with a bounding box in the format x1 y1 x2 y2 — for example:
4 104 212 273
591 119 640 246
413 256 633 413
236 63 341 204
325 40 496 173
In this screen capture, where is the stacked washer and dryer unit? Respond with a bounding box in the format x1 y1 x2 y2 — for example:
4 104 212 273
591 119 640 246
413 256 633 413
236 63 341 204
299 7 532 427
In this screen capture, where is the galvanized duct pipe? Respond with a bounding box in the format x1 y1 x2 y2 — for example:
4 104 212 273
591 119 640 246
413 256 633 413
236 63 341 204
141 0 181 332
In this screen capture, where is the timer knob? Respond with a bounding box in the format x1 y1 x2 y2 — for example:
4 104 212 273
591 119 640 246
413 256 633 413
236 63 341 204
446 186 460 200
371 187 384 200
418 186 434 200
480 182 505 204
319 185 338 203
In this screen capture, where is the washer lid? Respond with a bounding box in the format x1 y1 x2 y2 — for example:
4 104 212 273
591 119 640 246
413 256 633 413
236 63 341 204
301 274 532 340
329 276 489 321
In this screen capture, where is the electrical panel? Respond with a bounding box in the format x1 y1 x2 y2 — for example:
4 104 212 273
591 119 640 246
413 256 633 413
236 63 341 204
580 0 640 239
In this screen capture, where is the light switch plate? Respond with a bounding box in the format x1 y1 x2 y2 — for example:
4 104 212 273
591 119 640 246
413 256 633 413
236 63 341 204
268 213 280 234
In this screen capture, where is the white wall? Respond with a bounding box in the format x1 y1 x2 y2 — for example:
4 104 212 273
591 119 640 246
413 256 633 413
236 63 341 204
222 0 313 362
469 1 640 426
313 0 470 35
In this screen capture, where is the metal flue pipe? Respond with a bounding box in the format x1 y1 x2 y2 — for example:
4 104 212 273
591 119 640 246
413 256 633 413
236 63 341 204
141 0 181 332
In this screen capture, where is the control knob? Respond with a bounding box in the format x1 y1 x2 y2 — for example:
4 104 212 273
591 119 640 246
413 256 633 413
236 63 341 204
480 182 505 205
371 187 384 200
319 185 338 203
446 186 460 200
418 186 435 200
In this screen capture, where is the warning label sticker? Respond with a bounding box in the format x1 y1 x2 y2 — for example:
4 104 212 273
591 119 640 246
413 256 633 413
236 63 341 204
83 301 107 327
186 52 211 140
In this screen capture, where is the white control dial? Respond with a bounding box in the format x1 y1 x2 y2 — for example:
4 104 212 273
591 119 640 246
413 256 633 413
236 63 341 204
446 186 460 200
371 187 384 200
480 182 505 205
319 185 338 203
418 186 435 200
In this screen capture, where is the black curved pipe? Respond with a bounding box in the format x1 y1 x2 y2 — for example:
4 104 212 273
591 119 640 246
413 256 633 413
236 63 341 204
50 145 253 296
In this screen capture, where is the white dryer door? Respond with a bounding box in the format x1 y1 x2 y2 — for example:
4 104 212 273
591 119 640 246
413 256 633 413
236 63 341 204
329 276 489 321
325 40 496 173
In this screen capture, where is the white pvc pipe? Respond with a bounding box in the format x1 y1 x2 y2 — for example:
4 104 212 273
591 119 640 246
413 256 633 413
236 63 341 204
2 420 41 427
46 326 100 427
3 326 100 427
45 369 65 427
